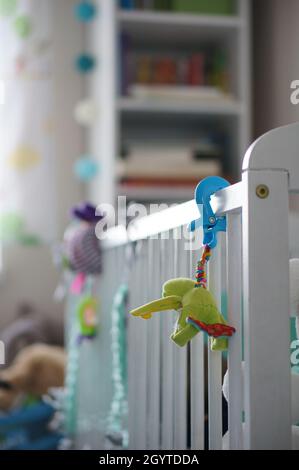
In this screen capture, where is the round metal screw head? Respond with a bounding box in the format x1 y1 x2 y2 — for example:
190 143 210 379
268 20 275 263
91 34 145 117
256 184 269 199
209 216 216 224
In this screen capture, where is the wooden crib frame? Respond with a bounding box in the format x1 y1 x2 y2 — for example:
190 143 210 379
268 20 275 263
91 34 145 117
74 122 299 450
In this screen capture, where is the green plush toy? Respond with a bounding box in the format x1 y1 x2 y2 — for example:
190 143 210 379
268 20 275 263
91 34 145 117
130 246 235 351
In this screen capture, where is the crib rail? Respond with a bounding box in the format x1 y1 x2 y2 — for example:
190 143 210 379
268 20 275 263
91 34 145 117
71 123 299 450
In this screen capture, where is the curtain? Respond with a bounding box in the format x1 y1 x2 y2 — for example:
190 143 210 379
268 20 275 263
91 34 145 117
0 0 57 244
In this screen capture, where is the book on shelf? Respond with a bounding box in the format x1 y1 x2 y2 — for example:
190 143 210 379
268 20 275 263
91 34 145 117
120 40 230 97
117 141 223 183
117 161 222 180
128 84 233 102
119 0 236 15
172 0 235 15
120 0 135 9
120 140 224 159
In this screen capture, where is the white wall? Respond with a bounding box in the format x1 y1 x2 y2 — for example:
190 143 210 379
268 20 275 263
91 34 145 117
0 0 84 328
53 0 85 236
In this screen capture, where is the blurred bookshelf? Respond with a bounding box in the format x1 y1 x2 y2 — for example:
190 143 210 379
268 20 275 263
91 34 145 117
88 0 251 205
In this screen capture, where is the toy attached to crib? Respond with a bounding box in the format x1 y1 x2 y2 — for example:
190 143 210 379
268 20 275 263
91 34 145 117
130 177 236 351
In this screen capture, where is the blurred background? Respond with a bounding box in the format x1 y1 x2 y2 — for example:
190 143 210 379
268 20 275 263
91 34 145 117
0 0 298 328
0 0 298 448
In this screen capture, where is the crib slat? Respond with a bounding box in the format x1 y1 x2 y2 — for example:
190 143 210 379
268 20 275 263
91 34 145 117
190 241 205 450
173 237 187 449
208 236 223 450
128 247 138 449
161 237 174 449
146 239 161 449
190 334 205 449
132 242 148 450
226 213 243 450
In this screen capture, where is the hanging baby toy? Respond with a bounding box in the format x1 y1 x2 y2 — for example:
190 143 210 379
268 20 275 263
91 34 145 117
77 295 98 342
62 202 103 343
130 177 236 351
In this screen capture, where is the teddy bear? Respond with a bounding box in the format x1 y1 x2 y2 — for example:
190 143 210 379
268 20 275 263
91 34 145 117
0 344 66 411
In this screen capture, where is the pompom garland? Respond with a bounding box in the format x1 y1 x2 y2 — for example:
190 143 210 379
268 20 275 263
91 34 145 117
75 54 96 73
75 1 96 22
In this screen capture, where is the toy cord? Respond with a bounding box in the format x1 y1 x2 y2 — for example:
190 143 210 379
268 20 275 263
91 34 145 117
195 244 211 289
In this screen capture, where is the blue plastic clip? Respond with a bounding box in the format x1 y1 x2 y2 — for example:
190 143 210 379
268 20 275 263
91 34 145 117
189 176 230 249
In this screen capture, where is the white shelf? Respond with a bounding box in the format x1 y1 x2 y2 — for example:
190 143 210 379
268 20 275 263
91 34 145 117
118 97 243 117
118 9 242 28
118 10 242 43
89 0 251 204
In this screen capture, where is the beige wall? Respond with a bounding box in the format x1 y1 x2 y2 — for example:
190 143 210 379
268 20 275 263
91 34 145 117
253 0 299 138
0 245 64 327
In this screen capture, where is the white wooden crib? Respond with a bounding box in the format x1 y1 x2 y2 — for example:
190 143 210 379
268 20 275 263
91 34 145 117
69 122 299 450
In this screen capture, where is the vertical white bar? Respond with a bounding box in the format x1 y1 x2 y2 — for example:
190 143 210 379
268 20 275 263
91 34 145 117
173 235 187 449
147 238 161 449
226 212 243 449
242 170 291 449
128 246 138 449
161 237 174 449
189 236 205 450
190 238 205 450
88 0 116 205
208 236 223 450
190 335 205 449
133 242 148 450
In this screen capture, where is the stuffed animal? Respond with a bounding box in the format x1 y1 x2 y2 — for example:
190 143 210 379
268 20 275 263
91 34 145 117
63 202 104 275
0 303 64 367
131 245 235 351
131 277 235 351
131 245 236 351
0 344 66 411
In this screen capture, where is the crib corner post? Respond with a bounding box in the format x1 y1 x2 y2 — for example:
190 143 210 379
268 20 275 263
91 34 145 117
242 168 292 450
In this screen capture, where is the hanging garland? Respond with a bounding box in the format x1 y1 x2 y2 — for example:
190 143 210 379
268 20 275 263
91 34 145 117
62 203 103 436
74 156 99 182
73 1 99 183
75 53 96 73
106 284 129 448
75 1 96 22
64 317 80 436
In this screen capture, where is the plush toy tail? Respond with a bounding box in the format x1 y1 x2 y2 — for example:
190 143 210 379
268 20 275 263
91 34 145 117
130 295 182 320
